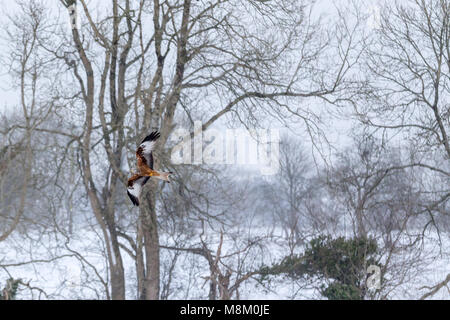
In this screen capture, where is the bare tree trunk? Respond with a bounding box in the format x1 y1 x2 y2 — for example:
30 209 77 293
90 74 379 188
140 186 160 300
106 218 126 300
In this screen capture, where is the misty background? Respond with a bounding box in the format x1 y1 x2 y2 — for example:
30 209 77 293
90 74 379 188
0 0 448 300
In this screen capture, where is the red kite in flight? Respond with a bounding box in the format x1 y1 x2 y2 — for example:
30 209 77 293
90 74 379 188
127 131 172 206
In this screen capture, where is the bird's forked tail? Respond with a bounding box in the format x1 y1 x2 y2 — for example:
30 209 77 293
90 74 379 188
153 171 173 183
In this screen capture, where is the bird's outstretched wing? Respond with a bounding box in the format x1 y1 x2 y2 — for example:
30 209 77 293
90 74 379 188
127 175 150 206
136 131 160 171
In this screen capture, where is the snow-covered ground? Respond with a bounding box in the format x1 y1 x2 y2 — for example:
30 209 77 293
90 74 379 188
0 222 448 300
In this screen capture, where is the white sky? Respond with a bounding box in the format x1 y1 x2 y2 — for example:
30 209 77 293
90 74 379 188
0 0 385 161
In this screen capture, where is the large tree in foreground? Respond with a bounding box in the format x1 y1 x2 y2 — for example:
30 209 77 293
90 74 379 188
6 0 362 299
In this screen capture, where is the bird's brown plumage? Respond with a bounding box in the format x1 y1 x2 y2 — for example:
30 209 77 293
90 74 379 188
127 131 172 206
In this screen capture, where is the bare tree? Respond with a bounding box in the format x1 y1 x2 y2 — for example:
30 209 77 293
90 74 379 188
26 0 361 299
353 0 450 297
0 2 78 299
326 134 442 299
5 0 446 301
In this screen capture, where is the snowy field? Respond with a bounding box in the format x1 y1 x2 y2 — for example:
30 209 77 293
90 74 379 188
1 221 448 300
